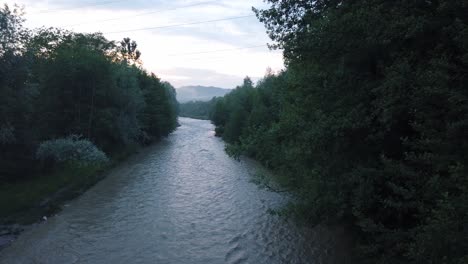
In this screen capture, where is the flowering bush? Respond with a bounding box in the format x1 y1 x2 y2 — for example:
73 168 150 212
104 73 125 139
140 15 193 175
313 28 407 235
36 135 109 166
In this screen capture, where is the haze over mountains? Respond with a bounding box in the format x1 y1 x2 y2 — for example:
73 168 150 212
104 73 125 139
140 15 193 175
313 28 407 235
176 86 231 103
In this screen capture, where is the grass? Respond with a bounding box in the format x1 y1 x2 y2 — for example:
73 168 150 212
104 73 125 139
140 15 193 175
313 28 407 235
0 145 139 225
0 164 105 224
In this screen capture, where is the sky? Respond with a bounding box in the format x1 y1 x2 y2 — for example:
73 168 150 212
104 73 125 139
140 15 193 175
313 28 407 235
4 0 284 88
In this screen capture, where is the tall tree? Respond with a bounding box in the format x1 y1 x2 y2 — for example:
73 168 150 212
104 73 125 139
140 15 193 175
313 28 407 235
208 1 468 263
119 37 141 64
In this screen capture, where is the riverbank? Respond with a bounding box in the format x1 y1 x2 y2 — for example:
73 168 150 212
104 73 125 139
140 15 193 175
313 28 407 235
0 118 352 263
0 145 140 250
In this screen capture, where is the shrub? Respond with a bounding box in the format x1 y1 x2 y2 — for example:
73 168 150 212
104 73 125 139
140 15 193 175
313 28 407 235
36 135 109 167
0 124 15 144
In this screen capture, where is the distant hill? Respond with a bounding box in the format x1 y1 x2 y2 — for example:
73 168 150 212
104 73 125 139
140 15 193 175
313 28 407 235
176 86 231 103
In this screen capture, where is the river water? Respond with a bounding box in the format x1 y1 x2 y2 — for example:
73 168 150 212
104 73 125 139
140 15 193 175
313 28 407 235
0 118 348 264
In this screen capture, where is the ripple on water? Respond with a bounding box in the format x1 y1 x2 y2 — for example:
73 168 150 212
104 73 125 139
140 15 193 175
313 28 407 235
0 118 350 264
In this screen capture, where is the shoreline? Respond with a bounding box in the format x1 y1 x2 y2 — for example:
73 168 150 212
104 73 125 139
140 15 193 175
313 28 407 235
0 143 150 251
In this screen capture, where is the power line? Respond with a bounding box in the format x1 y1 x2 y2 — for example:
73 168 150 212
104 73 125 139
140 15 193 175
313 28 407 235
166 44 268 57
104 14 256 34
31 0 129 15
159 44 281 65
62 1 217 28
180 49 281 63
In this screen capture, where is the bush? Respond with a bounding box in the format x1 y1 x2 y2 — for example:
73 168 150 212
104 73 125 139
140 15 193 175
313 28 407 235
36 135 109 167
0 124 15 144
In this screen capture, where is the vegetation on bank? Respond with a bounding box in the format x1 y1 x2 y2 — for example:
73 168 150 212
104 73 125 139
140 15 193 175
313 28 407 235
178 99 218 120
0 162 105 223
209 1 468 263
0 5 178 223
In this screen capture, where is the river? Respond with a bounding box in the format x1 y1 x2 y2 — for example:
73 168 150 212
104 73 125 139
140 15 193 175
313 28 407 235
0 118 349 264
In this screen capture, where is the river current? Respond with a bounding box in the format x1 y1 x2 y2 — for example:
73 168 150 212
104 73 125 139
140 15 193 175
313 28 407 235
0 118 348 264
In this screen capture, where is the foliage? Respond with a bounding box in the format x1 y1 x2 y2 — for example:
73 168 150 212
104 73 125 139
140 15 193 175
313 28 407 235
0 4 27 56
0 124 15 144
179 98 218 120
0 161 107 222
36 135 109 166
0 5 178 181
210 1 468 263
118 37 141 64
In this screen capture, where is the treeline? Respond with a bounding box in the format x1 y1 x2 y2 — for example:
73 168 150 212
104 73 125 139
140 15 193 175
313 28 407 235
0 5 178 181
211 1 468 263
178 99 218 120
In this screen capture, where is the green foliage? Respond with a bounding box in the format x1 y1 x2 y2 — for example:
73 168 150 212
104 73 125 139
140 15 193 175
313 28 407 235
36 135 109 167
210 76 255 142
179 99 218 120
210 1 468 263
0 162 106 223
0 4 27 56
0 124 15 144
0 6 178 181
137 77 178 141
118 37 141 64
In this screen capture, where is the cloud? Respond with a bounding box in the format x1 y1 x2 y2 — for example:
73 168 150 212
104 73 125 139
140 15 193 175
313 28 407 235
147 16 270 47
5 0 283 87
157 67 261 88
13 0 268 12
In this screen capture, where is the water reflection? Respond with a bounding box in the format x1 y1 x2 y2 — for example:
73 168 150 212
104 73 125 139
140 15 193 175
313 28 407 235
0 118 348 264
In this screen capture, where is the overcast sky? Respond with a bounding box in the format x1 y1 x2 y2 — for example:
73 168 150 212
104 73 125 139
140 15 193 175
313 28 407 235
4 0 283 88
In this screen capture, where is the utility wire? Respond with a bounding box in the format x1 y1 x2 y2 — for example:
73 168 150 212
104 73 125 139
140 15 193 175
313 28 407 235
104 14 256 34
62 1 217 27
181 49 281 63
166 44 268 57
32 0 129 14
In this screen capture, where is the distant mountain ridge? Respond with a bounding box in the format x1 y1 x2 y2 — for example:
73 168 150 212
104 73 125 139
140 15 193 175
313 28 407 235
176 85 231 103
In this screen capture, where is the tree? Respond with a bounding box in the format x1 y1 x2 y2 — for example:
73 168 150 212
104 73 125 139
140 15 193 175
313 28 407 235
0 4 27 56
118 37 141 64
0 5 179 181
0 4 36 179
207 1 468 263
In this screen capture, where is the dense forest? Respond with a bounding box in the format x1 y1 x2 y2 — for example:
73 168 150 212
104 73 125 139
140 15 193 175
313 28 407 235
2 1 468 262
0 5 178 217
210 1 468 263
179 99 217 120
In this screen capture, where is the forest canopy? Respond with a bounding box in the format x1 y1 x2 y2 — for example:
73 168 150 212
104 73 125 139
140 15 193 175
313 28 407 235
0 4 178 180
209 1 468 263
178 99 218 120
